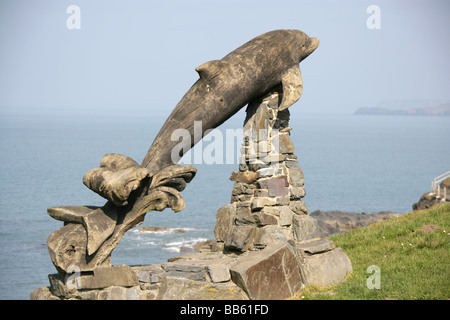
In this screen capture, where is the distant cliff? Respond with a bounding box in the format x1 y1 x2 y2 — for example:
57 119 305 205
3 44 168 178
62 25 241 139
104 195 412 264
354 104 450 116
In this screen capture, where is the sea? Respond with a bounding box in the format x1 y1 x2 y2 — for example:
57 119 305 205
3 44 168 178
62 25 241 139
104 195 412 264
0 111 449 299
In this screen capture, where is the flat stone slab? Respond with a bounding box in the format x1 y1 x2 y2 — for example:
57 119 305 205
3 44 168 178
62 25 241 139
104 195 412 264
229 241 303 300
80 265 139 290
157 277 248 300
296 239 335 255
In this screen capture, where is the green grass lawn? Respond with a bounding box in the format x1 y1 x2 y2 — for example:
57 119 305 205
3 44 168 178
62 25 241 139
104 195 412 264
293 203 450 300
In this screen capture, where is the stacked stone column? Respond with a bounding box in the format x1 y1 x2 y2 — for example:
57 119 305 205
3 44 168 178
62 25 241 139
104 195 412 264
215 91 319 252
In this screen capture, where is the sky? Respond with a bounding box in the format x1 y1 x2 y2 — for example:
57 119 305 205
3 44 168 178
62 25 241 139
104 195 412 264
0 0 449 119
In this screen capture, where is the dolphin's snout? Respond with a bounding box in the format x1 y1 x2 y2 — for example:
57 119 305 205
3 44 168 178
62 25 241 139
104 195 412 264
305 37 319 57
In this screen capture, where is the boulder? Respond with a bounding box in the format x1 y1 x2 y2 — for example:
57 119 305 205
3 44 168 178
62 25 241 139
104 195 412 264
292 215 320 242
297 247 352 287
229 241 303 299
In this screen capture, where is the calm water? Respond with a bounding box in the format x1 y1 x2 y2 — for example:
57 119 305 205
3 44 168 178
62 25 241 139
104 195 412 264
0 112 449 299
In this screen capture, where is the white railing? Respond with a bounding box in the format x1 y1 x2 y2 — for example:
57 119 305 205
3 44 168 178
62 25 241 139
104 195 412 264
431 170 450 199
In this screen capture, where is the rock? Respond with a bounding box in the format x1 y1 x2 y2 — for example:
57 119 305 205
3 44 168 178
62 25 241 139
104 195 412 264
235 206 257 225
214 203 236 242
30 286 60 300
207 264 231 283
157 277 248 300
279 206 293 226
192 239 221 252
229 241 303 300
289 200 308 215
417 224 441 234
162 263 209 281
251 197 277 210
97 285 142 300
287 168 304 187
292 215 320 242
47 223 111 273
413 192 448 211
224 225 256 252
278 133 295 154
310 210 400 237
297 247 353 287
135 265 165 283
137 226 186 233
230 171 259 184
252 212 278 226
82 153 150 206
47 205 99 224
232 182 255 196
289 186 305 200
295 239 335 256
267 178 288 197
76 265 140 290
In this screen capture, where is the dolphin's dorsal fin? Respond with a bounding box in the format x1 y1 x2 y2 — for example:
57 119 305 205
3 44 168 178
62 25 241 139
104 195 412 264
195 60 228 80
279 64 303 110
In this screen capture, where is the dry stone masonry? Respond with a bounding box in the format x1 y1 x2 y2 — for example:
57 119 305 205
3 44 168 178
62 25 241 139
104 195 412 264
216 91 318 252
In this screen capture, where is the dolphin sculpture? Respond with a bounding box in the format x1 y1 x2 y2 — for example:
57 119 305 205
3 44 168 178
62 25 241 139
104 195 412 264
142 29 319 174
46 29 319 273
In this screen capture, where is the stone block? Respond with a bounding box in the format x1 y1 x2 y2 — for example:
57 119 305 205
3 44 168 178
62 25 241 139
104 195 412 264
162 263 208 281
224 225 256 252
97 285 142 300
252 228 272 249
30 286 60 300
289 186 306 200
295 239 335 257
288 168 304 187
214 203 236 242
261 206 280 216
264 225 291 242
229 241 303 300
278 133 295 154
279 206 293 226
254 189 269 197
207 264 231 283
268 178 288 197
292 215 319 242
298 248 353 287
232 182 255 196
252 212 278 226
235 206 257 225
76 265 139 290
251 197 277 210
289 200 308 215
157 277 248 300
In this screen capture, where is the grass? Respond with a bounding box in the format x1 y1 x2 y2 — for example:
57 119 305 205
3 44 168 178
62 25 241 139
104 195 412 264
292 203 450 300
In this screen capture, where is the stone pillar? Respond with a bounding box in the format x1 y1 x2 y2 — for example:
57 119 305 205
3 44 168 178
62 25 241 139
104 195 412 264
215 91 319 253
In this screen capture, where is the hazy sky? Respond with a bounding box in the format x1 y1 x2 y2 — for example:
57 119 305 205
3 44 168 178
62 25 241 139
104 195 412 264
0 0 449 118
